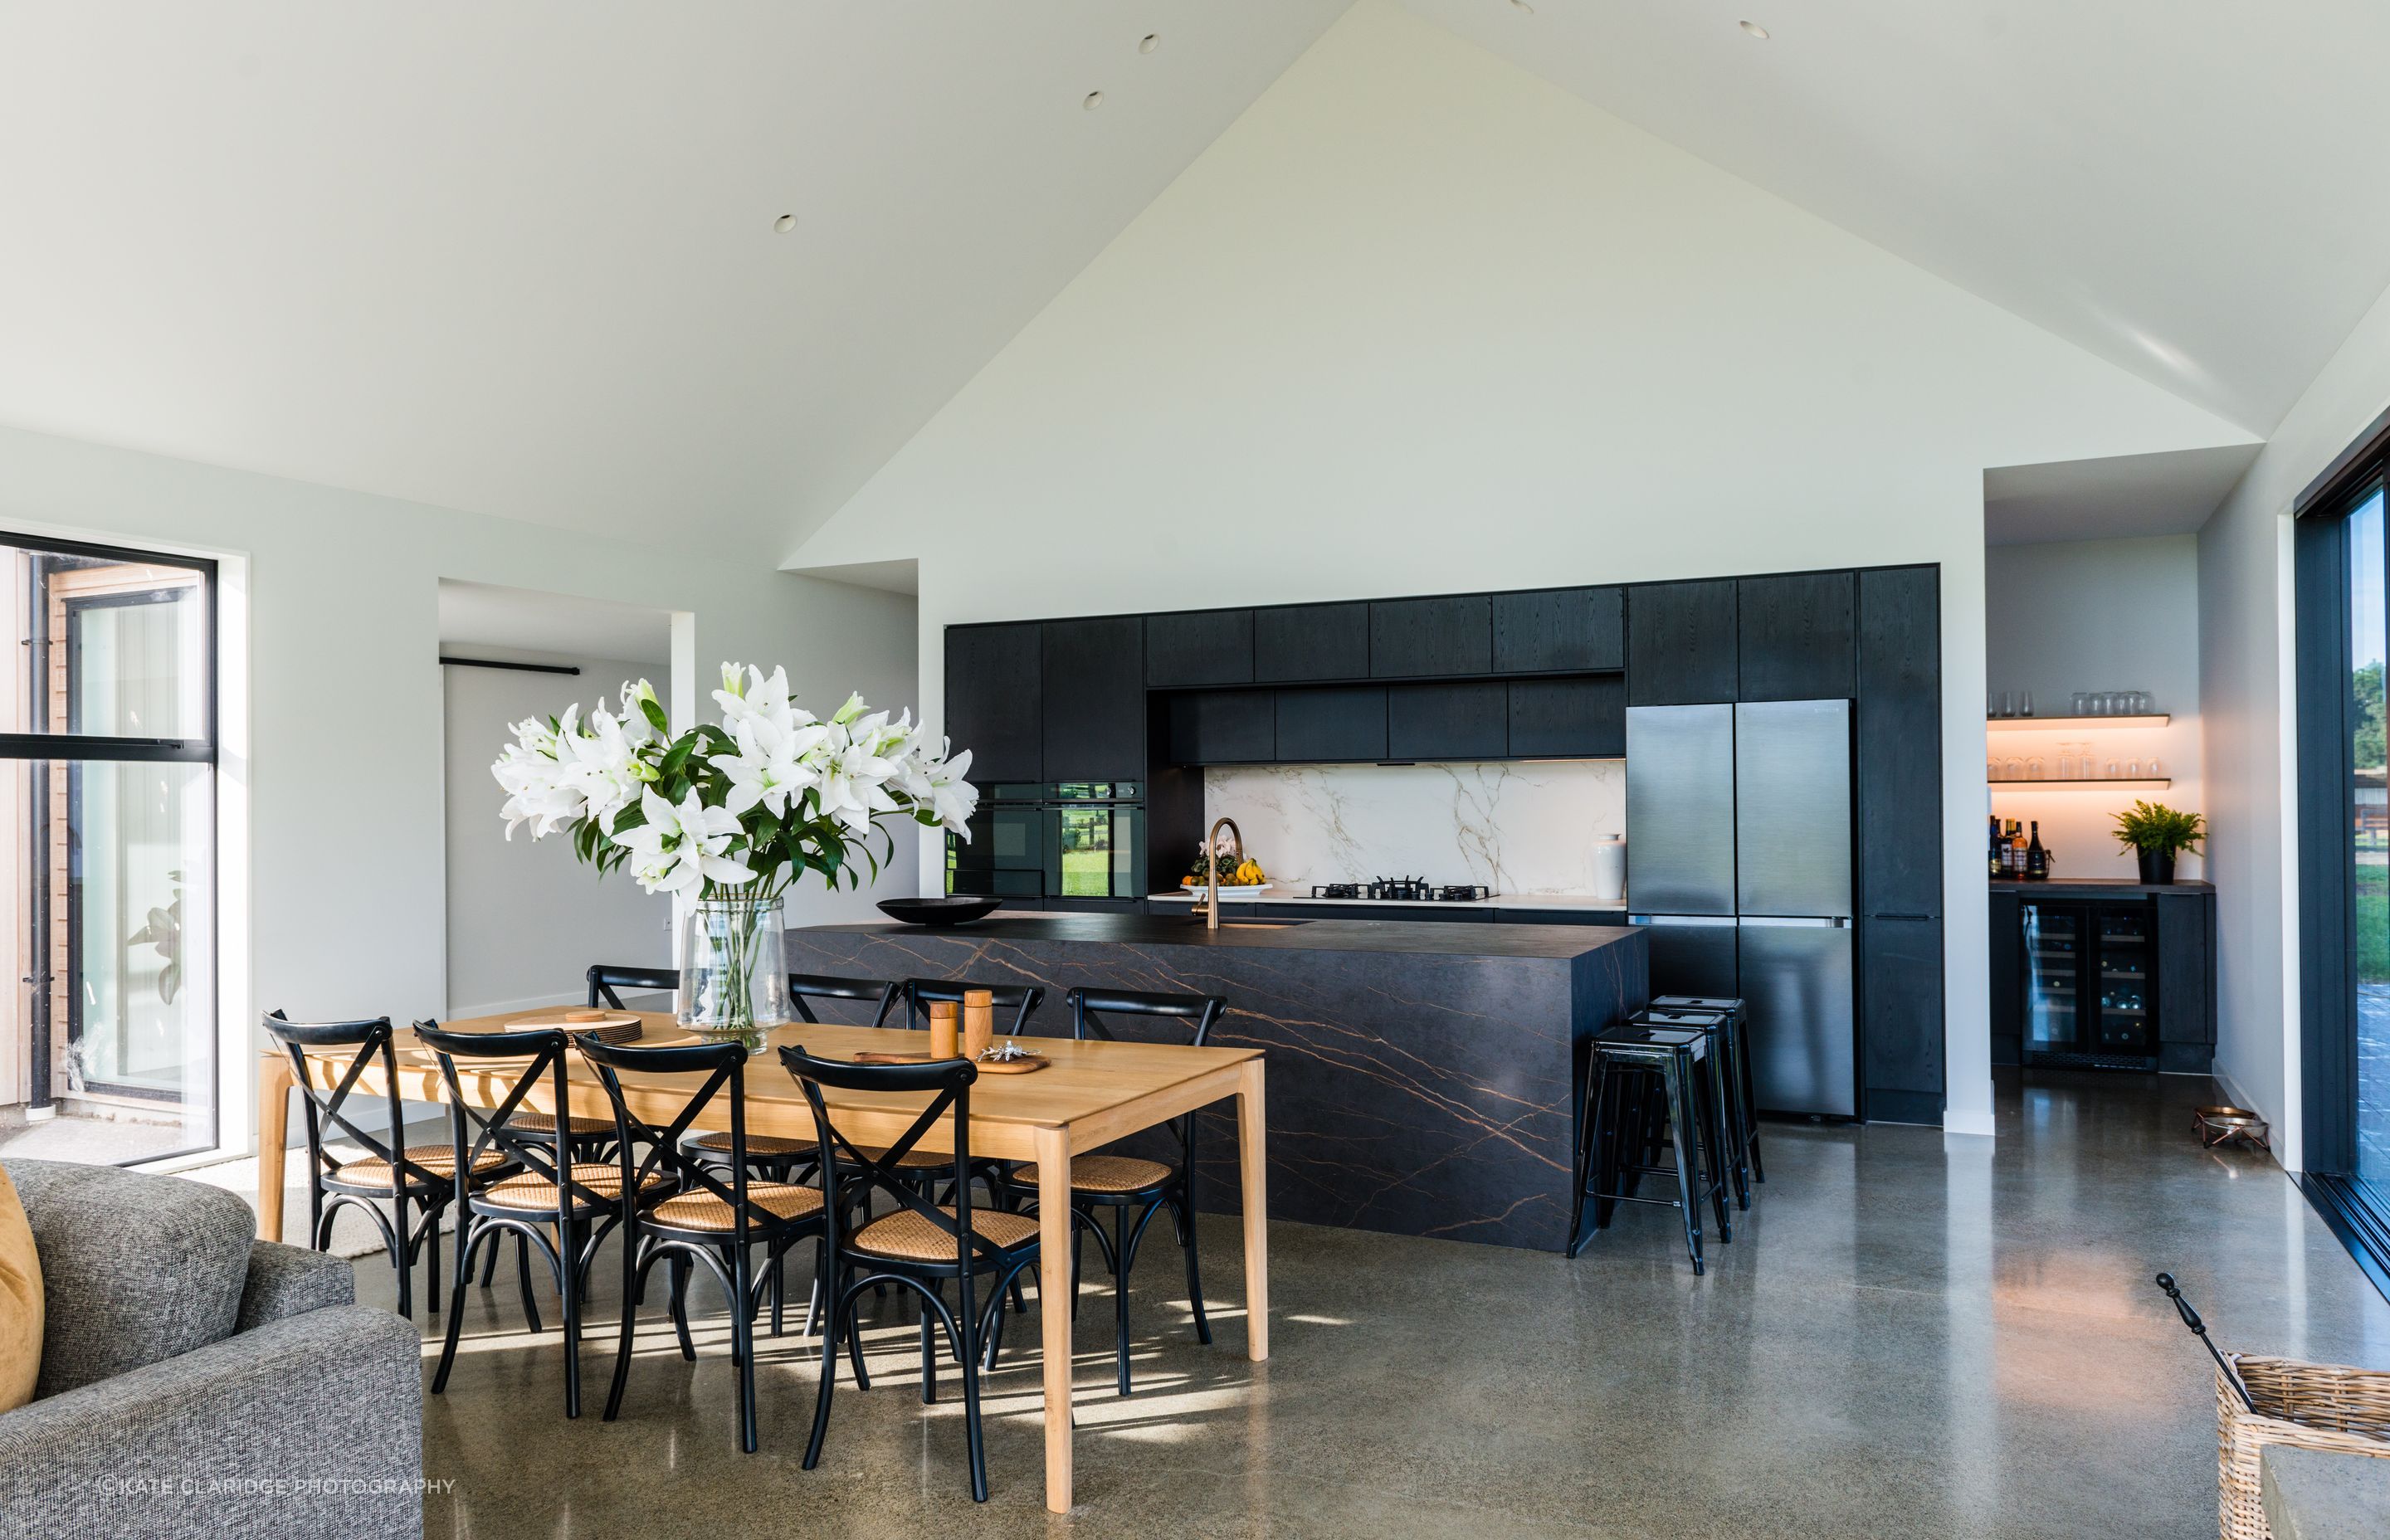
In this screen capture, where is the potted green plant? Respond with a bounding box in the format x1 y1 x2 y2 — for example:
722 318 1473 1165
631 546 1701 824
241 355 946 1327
2112 799 2204 885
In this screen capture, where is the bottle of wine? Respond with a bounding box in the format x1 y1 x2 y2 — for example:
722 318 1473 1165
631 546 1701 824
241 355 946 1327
2009 821 2027 877
2026 821 2046 880
1990 815 2003 879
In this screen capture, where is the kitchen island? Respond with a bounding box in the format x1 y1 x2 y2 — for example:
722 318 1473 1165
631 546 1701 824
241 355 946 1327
784 912 1646 1251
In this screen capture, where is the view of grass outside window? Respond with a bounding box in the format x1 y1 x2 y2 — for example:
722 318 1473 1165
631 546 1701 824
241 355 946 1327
2349 488 2389 1204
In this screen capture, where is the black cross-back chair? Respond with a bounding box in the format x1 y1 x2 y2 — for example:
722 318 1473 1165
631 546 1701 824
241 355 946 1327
778 1045 1042 1503
586 962 679 1011
678 973 902 1182
417 1019 654 1419
1039 987 1226 1396
578 1035 827 1455
895 977 1045 1038
263 1010 503 1322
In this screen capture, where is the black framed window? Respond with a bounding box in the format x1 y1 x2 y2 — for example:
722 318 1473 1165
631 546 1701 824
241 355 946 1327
0 533 217 1166
2294 404 2390 1300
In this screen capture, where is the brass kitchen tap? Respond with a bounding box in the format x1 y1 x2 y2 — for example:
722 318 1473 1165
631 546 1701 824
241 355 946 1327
1202 816 1243 932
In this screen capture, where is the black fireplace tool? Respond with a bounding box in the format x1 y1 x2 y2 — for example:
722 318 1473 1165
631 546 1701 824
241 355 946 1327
2153 1272 2257 1413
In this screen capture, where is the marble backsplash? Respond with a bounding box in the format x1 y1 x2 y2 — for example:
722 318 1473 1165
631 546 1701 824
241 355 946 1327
1200 760 1624 895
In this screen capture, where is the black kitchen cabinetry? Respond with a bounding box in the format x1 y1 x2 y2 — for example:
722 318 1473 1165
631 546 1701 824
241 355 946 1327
1989 889 2023 1066
1147 609 1253 689
1255 602 1370 683
1371 596 1492 679
1506 675 1624 758
1164 689 1275 765
1495 907 1630 927
1041 616 1146 781
2153 889 2217 1074
1627 581 1739 705
1493 587 1623 674
1275 685 1387 763
944 622 1042 783
1739 571 1856 701
1856 568 1941 919
1862 916 1945 1125
1388 682 1508 761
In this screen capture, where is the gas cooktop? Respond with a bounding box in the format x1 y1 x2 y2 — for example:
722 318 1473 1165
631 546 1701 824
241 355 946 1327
1308 879 1496 903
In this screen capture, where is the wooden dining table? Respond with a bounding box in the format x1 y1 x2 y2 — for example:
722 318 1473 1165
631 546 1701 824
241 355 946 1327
253 1007 1270 1513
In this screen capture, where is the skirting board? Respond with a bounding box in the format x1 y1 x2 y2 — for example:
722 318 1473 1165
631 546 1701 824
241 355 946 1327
1943 1106 1997 1138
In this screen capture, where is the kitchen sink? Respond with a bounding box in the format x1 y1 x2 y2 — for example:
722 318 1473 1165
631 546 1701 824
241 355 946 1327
1178 917 1310 928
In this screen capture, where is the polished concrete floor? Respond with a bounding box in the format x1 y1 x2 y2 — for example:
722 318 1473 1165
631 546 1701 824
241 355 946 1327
358 1070 2390 1538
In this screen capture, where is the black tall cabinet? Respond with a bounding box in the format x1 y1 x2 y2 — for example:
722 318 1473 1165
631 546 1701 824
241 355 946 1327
1855 566 1944 1125
944 622 1041 784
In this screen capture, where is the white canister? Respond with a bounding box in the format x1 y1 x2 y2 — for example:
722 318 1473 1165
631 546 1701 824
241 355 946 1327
1591 836 1627 902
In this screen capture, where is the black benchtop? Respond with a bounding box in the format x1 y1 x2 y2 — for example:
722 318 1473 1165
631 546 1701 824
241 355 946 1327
1988 879 2215 897
816 912 1639 960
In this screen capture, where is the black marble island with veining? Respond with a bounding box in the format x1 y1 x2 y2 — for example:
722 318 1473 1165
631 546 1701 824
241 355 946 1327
783 913 1647 1252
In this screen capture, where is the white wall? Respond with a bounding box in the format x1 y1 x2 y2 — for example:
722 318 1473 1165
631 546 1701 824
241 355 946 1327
442 653 676 1017
0 421 920 1158
2198 276 2390 1171
789 2 2254 1138
1984 535 2205 881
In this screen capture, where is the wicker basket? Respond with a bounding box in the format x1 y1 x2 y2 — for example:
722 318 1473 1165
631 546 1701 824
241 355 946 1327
2216 1353 2390 1540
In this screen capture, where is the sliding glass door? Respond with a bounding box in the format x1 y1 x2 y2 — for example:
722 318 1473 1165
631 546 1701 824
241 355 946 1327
2348 490 2390 1211
0 535 216 1165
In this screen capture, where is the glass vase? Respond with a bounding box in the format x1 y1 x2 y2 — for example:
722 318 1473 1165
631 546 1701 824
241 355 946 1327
676 894 789 1042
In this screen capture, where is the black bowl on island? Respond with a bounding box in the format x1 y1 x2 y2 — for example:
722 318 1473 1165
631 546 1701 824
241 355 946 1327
877 896 1002 928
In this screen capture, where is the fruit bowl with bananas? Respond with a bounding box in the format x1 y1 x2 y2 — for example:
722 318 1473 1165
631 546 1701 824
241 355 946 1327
1181 850 1271 893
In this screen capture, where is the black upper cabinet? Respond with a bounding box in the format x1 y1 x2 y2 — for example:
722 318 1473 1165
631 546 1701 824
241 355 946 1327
1254 602 1370 683
1627 580 1739 705
944 623 1041 783
1164 689 1275 765
1856 568 1941 919
1275 685 1387 763
1146 609 1254 689
1040 616 1145 781
1370 596 1493 678
1507 676 1625 758
1739 572 1856 700
1493 587 1623 674
1388 683 1508 761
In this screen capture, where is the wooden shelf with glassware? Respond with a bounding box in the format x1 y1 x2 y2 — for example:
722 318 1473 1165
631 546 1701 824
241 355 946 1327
1988 777 2170 789
1985 714 2169 729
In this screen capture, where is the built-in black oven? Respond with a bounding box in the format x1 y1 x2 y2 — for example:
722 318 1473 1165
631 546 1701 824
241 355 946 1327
947 782 1144 906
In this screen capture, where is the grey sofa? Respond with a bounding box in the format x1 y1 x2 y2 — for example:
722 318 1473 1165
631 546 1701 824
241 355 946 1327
0 1157 422 1539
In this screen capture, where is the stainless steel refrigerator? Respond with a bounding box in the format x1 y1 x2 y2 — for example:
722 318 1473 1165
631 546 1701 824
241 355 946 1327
1626 700 1856 1118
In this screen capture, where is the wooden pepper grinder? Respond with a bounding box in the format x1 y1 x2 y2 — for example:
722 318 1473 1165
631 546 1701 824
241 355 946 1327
961 989 995 1061
929 999 960 1060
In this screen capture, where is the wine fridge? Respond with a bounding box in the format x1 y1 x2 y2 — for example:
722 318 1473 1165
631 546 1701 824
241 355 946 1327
2021 899 2158 1070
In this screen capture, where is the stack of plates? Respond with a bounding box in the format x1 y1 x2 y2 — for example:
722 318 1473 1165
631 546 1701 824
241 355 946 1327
505 1011 643 1045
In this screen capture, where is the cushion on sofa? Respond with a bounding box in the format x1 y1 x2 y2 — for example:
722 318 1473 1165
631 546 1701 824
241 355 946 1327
0 1165 39 1411
2 1157 255 1398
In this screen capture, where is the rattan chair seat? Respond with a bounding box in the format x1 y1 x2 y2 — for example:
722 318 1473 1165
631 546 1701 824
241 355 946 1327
850 1205 1037 1264
1022 1153 1173 1196
332 1144 506 1187
645 1182 824 1233
510 1110 617 1138
479 1162 666 1211
685 1130 812 1157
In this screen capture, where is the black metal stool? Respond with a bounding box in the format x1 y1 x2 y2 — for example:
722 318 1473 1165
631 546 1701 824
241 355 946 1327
1633 1005 1753 1211
1651 993 1763 1187
1569 1022 1734 1273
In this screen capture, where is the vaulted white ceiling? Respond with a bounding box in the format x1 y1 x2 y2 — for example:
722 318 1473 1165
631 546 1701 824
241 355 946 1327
0 1 1348 558
1398 0 2390 440
2 2 2384 558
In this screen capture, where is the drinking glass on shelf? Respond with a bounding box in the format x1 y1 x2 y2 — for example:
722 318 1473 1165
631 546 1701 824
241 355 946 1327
2005 757 2025 780
2071 692 2089 716
2105 758 2122 777
1988 758 2000 782
1997 690 2013 719
2056 749 2075 779
2147 758 2161 777
2126 758 2142 777
2020 689 2034 717
2027 756 2044 779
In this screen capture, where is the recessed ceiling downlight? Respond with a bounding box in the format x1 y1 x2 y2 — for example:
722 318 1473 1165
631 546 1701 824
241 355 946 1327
1084 90 1104 110
773 213 796 233
1739 20 1769 38
1139 33 1159 53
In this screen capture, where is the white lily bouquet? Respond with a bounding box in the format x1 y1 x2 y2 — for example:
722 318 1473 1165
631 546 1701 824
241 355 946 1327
491 664 978 1035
